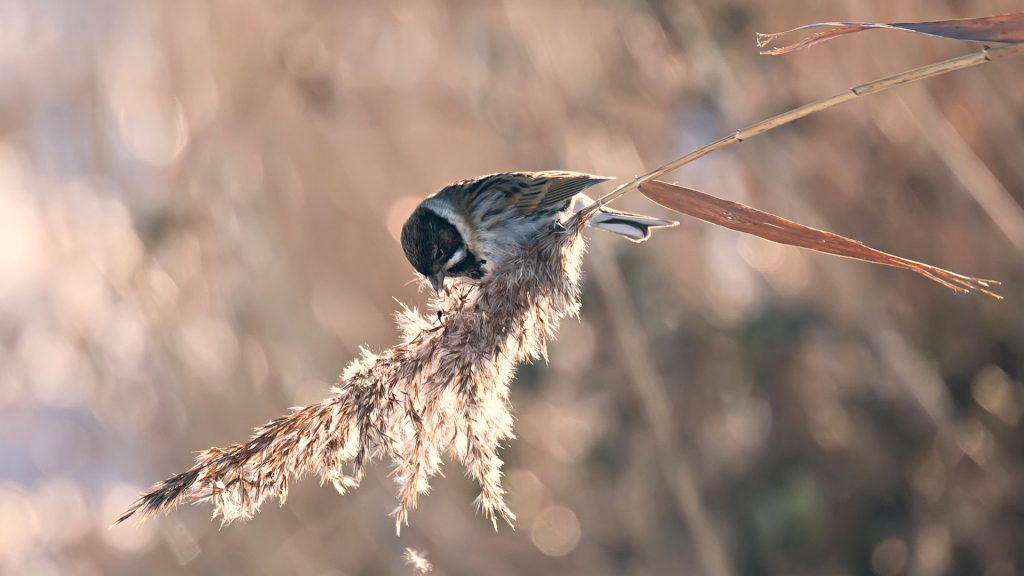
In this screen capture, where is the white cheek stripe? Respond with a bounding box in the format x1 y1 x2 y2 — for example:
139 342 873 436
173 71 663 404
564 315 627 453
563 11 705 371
444 248 466 270
422 199 474 247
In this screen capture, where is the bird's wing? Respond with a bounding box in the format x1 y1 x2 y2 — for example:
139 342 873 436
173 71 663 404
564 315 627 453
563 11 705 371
510 171 613 214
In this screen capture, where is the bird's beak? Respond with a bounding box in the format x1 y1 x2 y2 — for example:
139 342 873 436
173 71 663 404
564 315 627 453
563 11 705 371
428 273 445 293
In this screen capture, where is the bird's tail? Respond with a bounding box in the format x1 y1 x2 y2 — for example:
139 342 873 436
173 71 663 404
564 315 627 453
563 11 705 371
574 194 678 243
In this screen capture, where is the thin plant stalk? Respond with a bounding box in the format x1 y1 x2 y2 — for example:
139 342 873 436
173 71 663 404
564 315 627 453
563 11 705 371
574 43 1024 220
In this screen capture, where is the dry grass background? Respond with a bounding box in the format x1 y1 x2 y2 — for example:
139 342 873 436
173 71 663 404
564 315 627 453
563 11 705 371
1 0 1022 575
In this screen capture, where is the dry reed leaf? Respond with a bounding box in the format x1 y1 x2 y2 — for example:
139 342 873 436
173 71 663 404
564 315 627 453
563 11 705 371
639 180 1001 298
757 13 1024 55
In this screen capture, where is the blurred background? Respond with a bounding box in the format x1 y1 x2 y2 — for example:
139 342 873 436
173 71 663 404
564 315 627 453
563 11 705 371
1 0 1022 574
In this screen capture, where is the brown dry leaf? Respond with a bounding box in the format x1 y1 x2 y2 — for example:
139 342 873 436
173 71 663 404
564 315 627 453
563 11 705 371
639 180 1001 299
757 13 1024 55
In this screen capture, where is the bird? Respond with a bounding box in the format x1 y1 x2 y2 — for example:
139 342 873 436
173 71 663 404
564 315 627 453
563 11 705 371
120 172 642 530
401 171 678 292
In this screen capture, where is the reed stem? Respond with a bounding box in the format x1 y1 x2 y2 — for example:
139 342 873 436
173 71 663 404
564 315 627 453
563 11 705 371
575 43 1024 218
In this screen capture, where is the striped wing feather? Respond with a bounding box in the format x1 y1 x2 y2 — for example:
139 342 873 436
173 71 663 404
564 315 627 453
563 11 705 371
511 171 612 214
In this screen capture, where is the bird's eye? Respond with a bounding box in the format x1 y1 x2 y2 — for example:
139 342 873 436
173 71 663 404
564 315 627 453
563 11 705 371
443 248 466 270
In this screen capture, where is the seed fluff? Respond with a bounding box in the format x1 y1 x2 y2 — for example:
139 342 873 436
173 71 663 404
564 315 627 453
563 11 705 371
118 218 588 532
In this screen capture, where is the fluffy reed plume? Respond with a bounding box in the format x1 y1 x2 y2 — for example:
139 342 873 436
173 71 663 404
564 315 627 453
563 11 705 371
119 219 587 530
403 548 433 574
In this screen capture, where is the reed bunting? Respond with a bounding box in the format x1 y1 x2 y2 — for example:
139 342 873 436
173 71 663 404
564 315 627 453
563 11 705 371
401 171 677 291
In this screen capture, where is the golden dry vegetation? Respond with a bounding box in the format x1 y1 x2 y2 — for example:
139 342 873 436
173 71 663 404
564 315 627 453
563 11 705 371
1 1 1022 575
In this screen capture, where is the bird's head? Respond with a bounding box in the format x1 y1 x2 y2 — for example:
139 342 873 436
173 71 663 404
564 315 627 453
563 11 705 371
401 203 485 292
